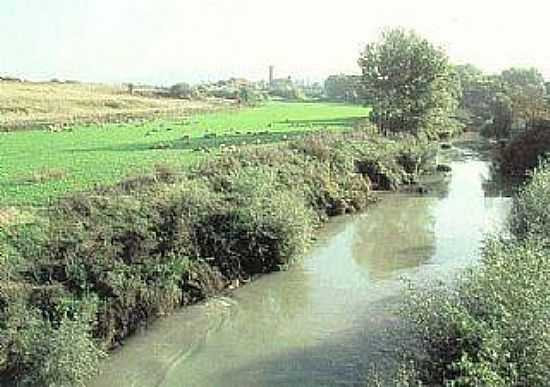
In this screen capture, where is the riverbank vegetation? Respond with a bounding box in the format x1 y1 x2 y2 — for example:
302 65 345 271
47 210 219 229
454 64 550 177
0 128 436 386
3 22 549 386
399 160 550 385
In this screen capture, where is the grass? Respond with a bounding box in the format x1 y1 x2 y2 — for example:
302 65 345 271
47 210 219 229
0 81 219 131
0 101 369 206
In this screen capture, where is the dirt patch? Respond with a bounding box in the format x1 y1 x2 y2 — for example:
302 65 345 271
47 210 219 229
23 168 67 183
0 207 20 228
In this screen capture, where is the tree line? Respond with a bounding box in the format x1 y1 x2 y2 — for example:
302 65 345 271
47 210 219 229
323 28 550 139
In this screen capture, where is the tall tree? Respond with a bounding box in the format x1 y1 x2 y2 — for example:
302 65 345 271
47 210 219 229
499 67 546 125
358 28 461 137
455 64 501 127
324 74 362 103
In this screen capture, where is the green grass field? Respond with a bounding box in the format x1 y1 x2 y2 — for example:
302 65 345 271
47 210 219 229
0 101 369 206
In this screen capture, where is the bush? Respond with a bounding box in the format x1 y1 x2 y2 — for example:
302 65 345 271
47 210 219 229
500 126 550 177
238 87 265 106
227 178 316 272
186 168 317 275
400 163 550 386
510 160 550 240
403 238 550 386
169 82 192 99
0 289 104 387
19 315 105 387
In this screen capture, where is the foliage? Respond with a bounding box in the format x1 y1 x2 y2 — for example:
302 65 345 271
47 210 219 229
169 82 193 99
499 125 550 176
499 67 547 124
484 92 513 139
19 315 105 387
0 288 105 387
473 67 549 138
401 163 550 386
237 87 265 106
300 82 324 99
269 78 305 100
324 74 363 103
358 28 462 138
510 160 550 239
455 64 498 127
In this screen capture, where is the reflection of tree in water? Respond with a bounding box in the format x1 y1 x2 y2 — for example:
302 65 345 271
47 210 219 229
351 196 438 280
482 163 517 198
236 260 312 327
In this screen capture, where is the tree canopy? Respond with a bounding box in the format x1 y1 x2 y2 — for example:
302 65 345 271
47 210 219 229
499 67 546 123
358 28 461 137
324 74 362 103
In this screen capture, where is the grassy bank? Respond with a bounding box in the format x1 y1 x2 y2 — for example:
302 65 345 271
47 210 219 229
0 101 368 206
0 128 434 386
398 161 550 385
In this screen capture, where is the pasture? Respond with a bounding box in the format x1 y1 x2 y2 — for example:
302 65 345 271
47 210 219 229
0 101 369 206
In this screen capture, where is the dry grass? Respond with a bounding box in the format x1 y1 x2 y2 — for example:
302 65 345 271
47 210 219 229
0 207 23 228
0 207 36 229
23 168 68 184
0 81 226 131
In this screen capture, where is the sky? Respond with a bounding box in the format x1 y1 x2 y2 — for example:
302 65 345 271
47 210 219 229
2 0 550 85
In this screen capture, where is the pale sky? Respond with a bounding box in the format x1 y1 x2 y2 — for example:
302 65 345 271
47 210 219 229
2 0 550 85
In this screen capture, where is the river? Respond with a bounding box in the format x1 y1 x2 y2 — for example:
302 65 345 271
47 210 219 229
89 141 512 387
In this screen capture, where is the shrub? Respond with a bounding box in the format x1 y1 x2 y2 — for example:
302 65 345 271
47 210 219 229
190 168 317 275
238 87 265 106
402 238 550 386
510 160 550 240
400 163 550 386
229 185 315 272
0 289 104 387
169 82 192 99
500 126 550 177
20 315 105 387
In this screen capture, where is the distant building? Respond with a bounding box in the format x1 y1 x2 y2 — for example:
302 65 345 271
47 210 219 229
269 66 274 86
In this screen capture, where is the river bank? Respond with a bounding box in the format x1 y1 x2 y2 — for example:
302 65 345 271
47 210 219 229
399 154 550 385
0 129 436 386
88 136 512 386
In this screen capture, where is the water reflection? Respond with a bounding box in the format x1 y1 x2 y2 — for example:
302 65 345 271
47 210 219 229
351 195 437 280
89 155 512 387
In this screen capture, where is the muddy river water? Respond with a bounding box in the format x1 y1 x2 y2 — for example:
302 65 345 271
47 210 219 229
90 144 512 387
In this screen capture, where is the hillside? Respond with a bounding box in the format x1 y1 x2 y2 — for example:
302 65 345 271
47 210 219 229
0 80 224 131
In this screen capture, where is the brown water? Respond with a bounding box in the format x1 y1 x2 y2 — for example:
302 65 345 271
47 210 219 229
89 146 512 387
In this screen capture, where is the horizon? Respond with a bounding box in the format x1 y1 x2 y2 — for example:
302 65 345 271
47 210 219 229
2 0 550 86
